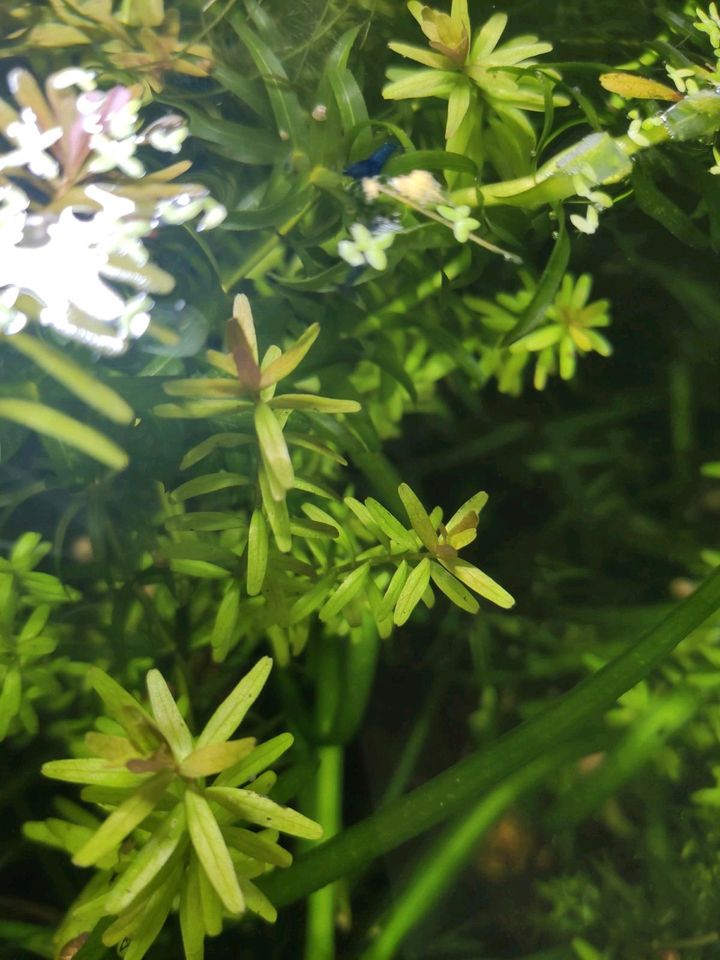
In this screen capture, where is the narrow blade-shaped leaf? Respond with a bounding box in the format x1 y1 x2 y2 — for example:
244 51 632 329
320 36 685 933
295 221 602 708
103 803 186 914
0 400 128 470
215 732 294 788
86 667 160 754
255 401 294 495
73 771 173 867
440 557 514 608
197 856 223 936
197 657 272 749
398 484 438 551
207 787 323 839
259 323 320 388
8 334 133 423
445 492 488 532
247 509 268 597
179 858 205 960
123 863 181 960
224 826 292 867
430 561 480 614
185 788 245 915
238 877 277 923
41 758 143 788
180 738 256 779
171 473 250 501
211 581 241 664
394 558 432 626
319 563 371 622
268 394 361 413
364 498 417 550
146 670 193 761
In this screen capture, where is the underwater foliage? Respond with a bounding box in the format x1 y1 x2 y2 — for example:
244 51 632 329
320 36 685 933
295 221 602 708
4 1 720 959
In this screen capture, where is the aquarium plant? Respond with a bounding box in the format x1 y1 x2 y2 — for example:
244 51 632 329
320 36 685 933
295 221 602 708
3 1 720 959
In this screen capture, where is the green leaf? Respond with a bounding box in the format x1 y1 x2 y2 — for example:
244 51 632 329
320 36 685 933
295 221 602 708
364 498 418 550
159 97 283 165
222 186 315 231
224 826 292 867
385 149 477 177
103 803 187 914
446 80 471 140
383 68 456 101
146 670 193 761
196 657 273 749
179 858 205 960
185 788 245 915
163 378 245 398
504 213 570 345
319 563 371 622
211 582 242 663
165 512 246 532
123 868 181 960
180 433 253 470
247 508 269 597
259 324 320 388
327 62 369 141
238 877 277 923
445 491 488 531
268 394 361 413
154 399 248 418
86 667 160 753
0 667 21 739
430 561 480 614
73 772 173 867
255 401 294 495
197 855 223 935
259 465 292 552
167 540 234 572
207 787 323 839
229 12 306 144
215 732 295 788
378 561 409 621
439 557 514 608
180 738 256 779
394 558 432 626
633 160 709 248
171 473 251 501
40 758 143 788
7 334 133 423
169 559 233 579
0 399 128 470
397 484 438 551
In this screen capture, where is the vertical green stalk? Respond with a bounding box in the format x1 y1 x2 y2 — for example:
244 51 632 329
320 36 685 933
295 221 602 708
304 745 344 960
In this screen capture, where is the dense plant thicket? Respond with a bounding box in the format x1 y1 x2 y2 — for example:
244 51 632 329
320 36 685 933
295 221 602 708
3 1 720 959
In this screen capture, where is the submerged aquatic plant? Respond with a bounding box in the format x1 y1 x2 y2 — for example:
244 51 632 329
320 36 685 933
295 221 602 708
2 0 213 92
31 658 321 960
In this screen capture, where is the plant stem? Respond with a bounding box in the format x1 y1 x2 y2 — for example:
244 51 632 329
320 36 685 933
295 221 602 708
358 740 599 960
258 563 720 907
304 745 344 960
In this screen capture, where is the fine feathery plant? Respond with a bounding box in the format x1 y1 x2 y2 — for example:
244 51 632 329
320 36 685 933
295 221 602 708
4 1 720 959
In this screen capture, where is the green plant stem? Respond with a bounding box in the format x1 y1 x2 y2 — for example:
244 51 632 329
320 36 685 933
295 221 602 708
358 740 599 960
453 127 669 209
304 745 344 960
258 563 720 907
